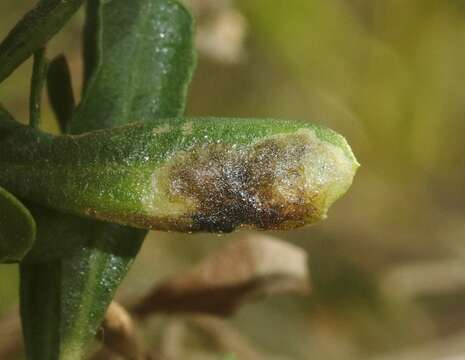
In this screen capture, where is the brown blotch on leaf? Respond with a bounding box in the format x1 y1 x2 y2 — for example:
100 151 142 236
167 133 322 233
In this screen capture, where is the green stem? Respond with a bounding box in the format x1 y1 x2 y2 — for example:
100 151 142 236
29 48 48 129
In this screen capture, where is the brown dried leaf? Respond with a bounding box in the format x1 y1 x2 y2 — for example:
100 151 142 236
0 302 147 360
132 234 310 318
92 302 147 360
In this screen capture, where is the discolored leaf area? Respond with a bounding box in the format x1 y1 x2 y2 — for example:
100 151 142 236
0 185 35 263
132 234 310 317
0 117 359 233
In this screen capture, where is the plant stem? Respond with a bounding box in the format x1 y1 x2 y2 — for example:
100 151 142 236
29 48 48 129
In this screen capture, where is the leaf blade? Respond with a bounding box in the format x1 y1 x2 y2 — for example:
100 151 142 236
0 185 35 263
46 55 75 133
69 0 196 133
0 117 359 233
0 0 84 83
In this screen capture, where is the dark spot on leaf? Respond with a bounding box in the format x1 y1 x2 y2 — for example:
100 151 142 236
168 133 322 232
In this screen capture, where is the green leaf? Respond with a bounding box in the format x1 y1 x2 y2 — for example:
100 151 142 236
17 0 196 358
82 0 101 88
69 0 196 133
22 205 92 264
21 226 145 360
46 55 75 133
0 106 36 263
0 117 359 233
0 0 84 83
0 185 35 263
20 261 60 359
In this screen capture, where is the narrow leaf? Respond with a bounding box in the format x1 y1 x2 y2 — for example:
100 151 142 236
20 261 61 359
0 107 35 263
0 185 35 263
56 225 144 360
69 0 196 133
46 55 75 133
82 0 101 88
22 205 92 264
0 0 84 83
2 301 148 360
0 117 359 233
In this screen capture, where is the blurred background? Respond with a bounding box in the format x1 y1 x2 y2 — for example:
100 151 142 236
1 0 465 359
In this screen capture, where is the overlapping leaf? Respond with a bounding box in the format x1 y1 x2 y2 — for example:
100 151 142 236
0 186 35 263
0 0 84 83
18 0 196 358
